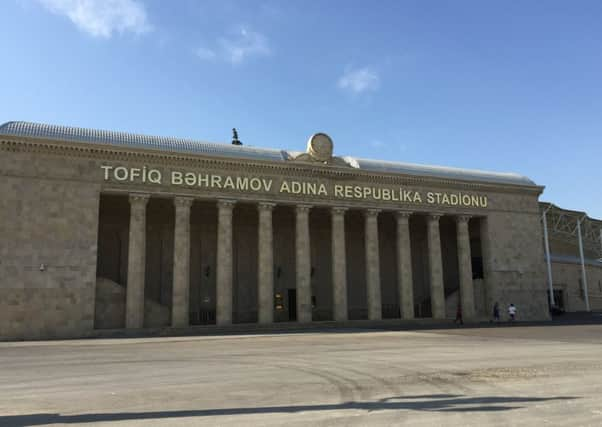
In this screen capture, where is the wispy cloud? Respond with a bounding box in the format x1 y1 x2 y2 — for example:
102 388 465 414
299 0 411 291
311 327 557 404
194 47 217 61
338 67 380 94
195 28 271 65
37 0 151 38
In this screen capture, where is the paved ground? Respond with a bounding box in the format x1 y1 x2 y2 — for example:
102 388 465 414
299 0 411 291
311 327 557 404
1 324 602 426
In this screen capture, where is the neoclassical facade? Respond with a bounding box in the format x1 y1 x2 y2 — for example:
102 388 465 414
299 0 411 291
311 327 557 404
0 122 551 339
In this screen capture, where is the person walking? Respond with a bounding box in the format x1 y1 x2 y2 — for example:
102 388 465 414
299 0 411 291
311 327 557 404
493 302 500 324
508 303 517 323
455 304 463 325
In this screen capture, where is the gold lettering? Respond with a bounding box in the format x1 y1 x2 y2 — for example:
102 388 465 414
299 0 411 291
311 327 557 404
236 177 248 190
114 166 128 181
223 176 235 189
101 165 113 180
130 168 141 181
211 175 222 188
318 184 327 196
250 178 262 191
291 181 301 194
334 185 343 197
102 165 490 210
198 174 209 187
148 169 161 184
184 172 196 186
171 171 183 185
373 188 381 200
262 179 273 192
280 180 290 193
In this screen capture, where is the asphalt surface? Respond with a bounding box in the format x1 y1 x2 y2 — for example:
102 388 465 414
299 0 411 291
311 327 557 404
1 324 602 426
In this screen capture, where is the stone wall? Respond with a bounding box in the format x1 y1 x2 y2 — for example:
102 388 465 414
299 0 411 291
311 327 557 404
551 262 602 312
484 208 549 321
0 174 100 339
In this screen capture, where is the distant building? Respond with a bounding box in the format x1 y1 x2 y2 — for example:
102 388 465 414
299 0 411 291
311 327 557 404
0 121 600 340
540 203 602 312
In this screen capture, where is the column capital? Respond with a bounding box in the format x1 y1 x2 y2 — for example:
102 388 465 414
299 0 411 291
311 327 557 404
427 213 444 222
296 204 312 214
129 193 150 206
331 206 348 216
396 211 413 221
456 215 471 224
174 196 194 209
364 208 381 218
217 199 236 210
258 202 276 212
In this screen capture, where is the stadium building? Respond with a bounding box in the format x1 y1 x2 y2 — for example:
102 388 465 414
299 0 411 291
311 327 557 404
0 121 600 339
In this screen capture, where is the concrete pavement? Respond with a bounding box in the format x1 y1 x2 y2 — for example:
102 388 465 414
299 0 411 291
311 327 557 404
1 324 601 426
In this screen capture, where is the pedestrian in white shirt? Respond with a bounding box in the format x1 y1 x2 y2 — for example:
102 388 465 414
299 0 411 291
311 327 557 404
508 303 517 323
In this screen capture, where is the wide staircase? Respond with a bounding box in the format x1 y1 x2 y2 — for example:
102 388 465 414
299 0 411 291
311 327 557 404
95 277 170 329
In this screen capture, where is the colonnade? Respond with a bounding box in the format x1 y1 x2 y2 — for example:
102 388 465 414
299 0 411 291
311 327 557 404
124 193 477 328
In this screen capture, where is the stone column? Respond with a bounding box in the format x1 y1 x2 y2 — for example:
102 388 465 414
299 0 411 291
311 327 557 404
257 202 275 324
456 215 475 319
295 205 312 323
216 199 235 326
331 207 348 321
427 213 446 319
171 197 193 328
396 211 414 319
365 209 382 320
126 193 150 329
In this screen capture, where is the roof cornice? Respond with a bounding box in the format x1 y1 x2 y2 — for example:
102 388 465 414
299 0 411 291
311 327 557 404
1 134 544 195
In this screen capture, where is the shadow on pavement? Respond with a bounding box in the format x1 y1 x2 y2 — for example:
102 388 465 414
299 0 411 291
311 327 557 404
1 394 577 426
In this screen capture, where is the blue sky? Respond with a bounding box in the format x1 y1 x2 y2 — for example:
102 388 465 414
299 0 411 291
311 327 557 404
2 0 601 217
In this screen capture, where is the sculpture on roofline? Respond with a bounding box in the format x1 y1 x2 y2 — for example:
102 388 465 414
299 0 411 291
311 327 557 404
231 128 242 146
291 133 348 166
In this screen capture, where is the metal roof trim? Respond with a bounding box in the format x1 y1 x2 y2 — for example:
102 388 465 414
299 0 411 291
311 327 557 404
0 121 538 187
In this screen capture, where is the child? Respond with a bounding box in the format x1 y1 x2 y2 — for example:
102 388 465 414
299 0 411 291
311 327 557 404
508 303 517 322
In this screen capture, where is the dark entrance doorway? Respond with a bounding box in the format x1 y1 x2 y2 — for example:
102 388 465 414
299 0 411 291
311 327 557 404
547 289 565 310
288 289 297 321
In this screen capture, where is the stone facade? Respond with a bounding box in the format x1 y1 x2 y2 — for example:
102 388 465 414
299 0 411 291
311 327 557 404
550 262 602 312
0 123 557 340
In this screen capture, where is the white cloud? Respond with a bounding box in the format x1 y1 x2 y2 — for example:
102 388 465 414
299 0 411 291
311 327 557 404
218 28 271 64
195 28 271 65
37 0 151 38
194 46 217 61
338 67 380 94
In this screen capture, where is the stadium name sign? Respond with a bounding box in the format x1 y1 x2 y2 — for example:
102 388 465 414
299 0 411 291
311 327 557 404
101 165 488 208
